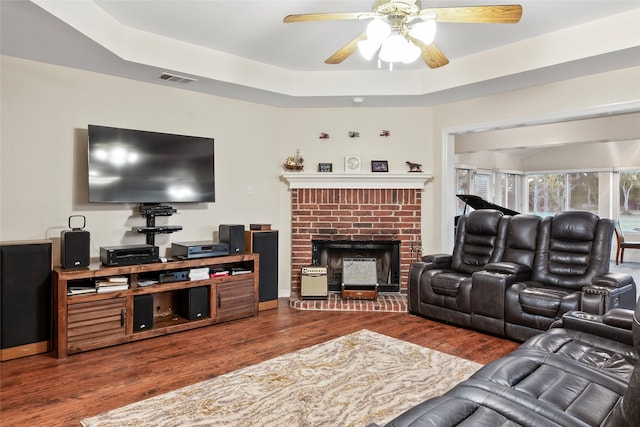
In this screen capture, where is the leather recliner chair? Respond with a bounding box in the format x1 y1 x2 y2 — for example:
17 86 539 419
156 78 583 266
470 214 542 335
408 209 508 327
504 211 622 341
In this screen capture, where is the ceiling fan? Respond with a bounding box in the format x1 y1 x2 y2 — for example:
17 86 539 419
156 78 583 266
284 0 523 69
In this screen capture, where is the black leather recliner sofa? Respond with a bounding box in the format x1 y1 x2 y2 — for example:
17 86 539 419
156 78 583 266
409 210 637 341
369 299 640 426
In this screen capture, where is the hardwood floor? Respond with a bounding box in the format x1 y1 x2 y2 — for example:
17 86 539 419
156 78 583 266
0 300 519 426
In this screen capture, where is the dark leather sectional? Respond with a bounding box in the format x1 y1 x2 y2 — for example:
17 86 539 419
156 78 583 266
371 301 640 426
408 210 637 341
367 210 639 427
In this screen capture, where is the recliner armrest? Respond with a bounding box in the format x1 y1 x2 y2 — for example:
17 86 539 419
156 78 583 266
556 309 634 346
603 308 634 330
592 272 635 288
421 253 451 268
484 261 530 275
582 273 637 314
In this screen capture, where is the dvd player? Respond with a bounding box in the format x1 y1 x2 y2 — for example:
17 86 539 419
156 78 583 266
172 241 230 259
100 244 160 266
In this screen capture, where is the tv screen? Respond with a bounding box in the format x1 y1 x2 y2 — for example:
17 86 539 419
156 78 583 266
88 125 215 204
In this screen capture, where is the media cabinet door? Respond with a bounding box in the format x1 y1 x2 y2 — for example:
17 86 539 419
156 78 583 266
216 279 256 322
67 298 127 354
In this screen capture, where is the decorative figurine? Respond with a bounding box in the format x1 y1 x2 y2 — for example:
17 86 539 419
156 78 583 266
406 161 422 172
319 132 330 139
283 149 304 171
348 131 360 138
380 130 390 137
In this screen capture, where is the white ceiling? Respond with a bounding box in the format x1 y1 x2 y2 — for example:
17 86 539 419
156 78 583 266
2 0 640 108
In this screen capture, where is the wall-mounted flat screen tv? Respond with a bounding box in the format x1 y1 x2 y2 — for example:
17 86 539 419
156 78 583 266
88 125 215 204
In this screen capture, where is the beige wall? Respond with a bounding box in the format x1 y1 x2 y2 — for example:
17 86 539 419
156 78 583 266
2 55 639 294
430 66 640 253
0 55 282 262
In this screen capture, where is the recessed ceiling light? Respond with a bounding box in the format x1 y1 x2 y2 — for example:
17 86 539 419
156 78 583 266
352 97 364 104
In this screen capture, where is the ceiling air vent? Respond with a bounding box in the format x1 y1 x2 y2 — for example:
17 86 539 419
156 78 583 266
157 72 197 84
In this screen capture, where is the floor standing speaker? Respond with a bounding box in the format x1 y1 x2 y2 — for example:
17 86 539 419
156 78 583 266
1 240 52 361
133 294 154 332
219 224 245 254
176 286 210 320
245 230 278 310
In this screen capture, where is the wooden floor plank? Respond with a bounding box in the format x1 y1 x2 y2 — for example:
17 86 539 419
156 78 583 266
0 300 519 426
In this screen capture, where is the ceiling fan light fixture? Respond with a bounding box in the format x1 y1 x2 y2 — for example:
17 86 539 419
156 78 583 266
402 40 421 63
358 39 381 61
365 19 391 43
410 19 436 45
379 34 420 64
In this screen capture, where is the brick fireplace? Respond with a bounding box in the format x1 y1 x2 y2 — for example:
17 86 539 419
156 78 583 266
283 174 431 295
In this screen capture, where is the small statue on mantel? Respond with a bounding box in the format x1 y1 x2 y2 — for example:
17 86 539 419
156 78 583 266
283 149 304 171
406 161 422 172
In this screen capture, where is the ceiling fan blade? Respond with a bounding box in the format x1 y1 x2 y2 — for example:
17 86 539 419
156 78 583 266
424 5 523 23
423 43 449 68
284 12 374 23
325 32 368 64
410 38 449 69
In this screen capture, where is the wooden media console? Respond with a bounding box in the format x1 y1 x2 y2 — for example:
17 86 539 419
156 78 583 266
53 254 259 357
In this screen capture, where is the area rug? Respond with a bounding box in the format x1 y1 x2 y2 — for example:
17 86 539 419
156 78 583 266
81 329 481 427
289 292 407 312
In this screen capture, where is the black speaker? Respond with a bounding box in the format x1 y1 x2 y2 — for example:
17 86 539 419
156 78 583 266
176 286 209 320
246 230 279 305
1 241 52 360
219 224 245 254
133 294 154 332
61 215 90 269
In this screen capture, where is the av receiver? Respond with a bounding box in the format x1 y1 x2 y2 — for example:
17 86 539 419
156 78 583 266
172 241 230 259
100 244 160 266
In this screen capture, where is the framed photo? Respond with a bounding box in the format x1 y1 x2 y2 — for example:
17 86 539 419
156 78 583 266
371 160 389 172
318 162 333 173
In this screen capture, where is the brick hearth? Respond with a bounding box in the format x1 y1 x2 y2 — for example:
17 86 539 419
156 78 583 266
290 188 422 294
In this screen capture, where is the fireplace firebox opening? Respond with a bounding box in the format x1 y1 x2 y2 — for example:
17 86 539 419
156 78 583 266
311 240 400 293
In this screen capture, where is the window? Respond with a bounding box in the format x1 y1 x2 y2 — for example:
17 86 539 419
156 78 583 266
474 172 491 201
456 168 474 215
528 172 599 215
568 172 599 212
618 169 640 239
528 173 565 215
498 172 520 212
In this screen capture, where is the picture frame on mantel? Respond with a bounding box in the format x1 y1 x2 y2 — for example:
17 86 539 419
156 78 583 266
371 160 389 172
318 163 333 172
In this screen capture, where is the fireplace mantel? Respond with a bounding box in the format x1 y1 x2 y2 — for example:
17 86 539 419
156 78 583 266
281 173 433 189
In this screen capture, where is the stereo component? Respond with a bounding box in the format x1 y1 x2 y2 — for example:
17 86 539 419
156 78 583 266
245 230 279 310
219 224 245 254
1 241 52 361
158 270 190 283
100 244 159 266
61 215 90 269
172 241 230 259
176 286 210 320
133 294 154 332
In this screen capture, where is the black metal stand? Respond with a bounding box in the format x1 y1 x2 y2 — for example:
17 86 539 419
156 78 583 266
133 204 182 245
